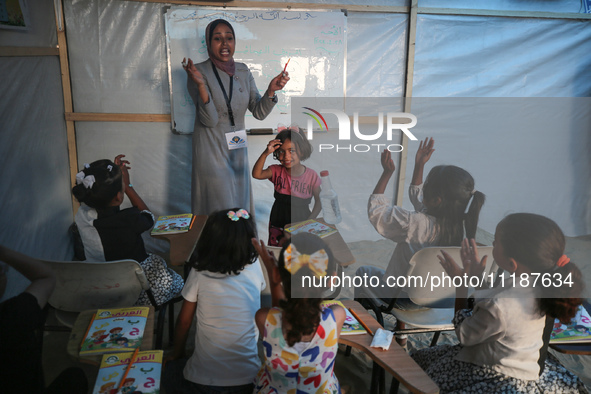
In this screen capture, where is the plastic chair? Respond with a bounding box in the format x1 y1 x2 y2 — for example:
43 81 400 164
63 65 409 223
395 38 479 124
44 259 181 349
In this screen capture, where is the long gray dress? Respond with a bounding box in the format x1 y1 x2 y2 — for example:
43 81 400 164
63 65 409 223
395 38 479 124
187 59 276 216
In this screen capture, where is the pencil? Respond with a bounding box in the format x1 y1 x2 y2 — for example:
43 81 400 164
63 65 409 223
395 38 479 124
118 347 140 389
348 308 374 336
283 58 291 75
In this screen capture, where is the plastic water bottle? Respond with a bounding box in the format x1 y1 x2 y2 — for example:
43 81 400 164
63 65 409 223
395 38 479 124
319 170 342 224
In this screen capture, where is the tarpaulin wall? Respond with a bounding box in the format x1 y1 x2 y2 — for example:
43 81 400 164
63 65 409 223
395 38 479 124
1 0 590 297
0 0 72 300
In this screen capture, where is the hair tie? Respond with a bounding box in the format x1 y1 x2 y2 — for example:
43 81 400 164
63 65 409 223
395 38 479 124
284 244 328 277
227 209 250 221
75 171 96 189
557 254 570 267
84 163 90 169
470 189 476 196
107 165 113 172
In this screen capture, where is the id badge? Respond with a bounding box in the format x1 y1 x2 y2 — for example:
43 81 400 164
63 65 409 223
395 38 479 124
225 129 248 150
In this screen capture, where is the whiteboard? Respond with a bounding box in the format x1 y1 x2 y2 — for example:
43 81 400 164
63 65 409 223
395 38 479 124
165 7 347 134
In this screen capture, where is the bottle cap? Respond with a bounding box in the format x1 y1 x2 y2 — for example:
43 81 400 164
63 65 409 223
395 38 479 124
320 170 329 177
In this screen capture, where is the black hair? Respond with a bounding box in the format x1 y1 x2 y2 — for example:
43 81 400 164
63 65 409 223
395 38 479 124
207 19 235 46
189 208 257 275
277 233 336 346
273 128 313 162
422 165 485 246
496 213 584 323
71 159 122 209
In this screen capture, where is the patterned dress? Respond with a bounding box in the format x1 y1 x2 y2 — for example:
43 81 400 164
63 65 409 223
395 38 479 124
254 307 341 393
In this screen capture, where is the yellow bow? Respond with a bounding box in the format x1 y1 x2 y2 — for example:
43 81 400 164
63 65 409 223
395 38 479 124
284 244 328 277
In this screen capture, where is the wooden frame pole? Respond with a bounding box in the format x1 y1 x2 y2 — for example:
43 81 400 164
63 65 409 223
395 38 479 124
394 0 418 206
54 0 80 215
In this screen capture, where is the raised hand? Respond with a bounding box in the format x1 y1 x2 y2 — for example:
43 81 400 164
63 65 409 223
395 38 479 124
438 238 488 280
252 238 278 279
380 149 395 174
415 137 435 166
114 154 131 186
182 57 205 86
438 249 463 279
265 139 282 155
460 238 488 279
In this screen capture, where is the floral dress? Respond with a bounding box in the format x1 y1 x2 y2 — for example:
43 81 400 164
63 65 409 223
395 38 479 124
254 307 341 393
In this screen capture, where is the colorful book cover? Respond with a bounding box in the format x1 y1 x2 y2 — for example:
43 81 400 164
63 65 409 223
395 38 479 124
320 300 366 335
92 350 162 394
551 305 591 343
80 307 149 356
284 219 337 239
151 213 194 235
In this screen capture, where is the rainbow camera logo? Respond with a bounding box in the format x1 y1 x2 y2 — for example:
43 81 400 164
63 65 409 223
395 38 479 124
302 107 328 131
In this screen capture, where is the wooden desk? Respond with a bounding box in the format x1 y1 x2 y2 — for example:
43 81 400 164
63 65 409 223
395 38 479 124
340 300 439 394
152 215 208 266
66 306 155 366
286 218 356 267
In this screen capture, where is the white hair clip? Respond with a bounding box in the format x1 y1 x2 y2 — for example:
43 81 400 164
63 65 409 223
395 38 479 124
84 163 90 169
75 171 95 189
107 165 113 172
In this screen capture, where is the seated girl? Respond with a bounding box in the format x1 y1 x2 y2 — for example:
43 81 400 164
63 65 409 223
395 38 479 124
163 208 265 394
252 232 346 393
413 213 587 393
72 155 183 305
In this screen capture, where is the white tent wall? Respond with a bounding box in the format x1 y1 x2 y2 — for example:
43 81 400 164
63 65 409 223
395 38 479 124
0 0 73 301
408 14 591 236
2 0 590 297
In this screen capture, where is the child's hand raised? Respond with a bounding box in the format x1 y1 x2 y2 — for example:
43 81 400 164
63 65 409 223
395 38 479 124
380 149 395 174
114 154 131 186
438 238 487 280
415 137 435 166
265 139 282 155
252 238 276 271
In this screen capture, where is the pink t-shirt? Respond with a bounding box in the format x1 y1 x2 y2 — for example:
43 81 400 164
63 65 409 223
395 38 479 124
269 165 321 199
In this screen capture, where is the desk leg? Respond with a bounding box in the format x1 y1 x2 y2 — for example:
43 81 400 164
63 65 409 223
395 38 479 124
370 362 386 394
390 376 400 394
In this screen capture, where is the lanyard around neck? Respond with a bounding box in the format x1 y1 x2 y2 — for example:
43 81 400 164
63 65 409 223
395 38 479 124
211 63 235 127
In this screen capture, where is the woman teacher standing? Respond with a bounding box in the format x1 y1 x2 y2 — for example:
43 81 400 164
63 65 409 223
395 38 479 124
183 19 289 216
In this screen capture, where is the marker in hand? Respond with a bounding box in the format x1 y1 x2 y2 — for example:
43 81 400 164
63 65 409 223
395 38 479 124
282 58 290 76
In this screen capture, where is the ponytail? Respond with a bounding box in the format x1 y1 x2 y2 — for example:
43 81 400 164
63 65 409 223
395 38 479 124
424 165 484 245
539 262 584 324
277 233 336 347
464 190 485 240
279 298 322 347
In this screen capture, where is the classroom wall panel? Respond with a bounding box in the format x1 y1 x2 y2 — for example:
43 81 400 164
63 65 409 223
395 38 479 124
0 56 73 301
346 11 408 97
419 0 585 13
413 15 591 97
64 0 170 114
409 14 591 236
